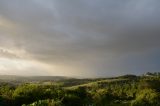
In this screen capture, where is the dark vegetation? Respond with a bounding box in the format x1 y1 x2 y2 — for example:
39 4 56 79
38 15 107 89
0 72 160 106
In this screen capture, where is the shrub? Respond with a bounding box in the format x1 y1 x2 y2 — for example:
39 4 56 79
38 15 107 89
92 89 114 106
131 89 160 106
22 99 62 106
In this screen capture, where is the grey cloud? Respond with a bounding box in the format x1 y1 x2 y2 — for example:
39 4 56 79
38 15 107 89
0 48 18 59
0 0 160 76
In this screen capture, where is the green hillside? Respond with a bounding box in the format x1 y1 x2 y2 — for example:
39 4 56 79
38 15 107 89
0 73 160 106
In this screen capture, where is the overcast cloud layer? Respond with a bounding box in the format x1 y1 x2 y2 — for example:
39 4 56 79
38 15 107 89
0 0 160 77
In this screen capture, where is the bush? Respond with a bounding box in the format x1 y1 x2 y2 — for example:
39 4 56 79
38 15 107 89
62 94 83 106
92 89 114 106
22 99 62 106
12 84 61 106
131 89 160 106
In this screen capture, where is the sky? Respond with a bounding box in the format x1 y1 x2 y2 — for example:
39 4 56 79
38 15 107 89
0 0 160 77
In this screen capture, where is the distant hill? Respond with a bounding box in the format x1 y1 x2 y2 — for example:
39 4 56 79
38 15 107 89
0 75 71 84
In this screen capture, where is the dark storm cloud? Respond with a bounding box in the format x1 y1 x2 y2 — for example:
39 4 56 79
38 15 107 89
0 0 160 77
